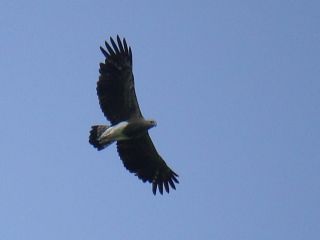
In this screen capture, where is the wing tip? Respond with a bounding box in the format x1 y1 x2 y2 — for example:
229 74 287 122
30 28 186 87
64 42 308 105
152 170 179 195
100 35 131 62
100 46 108 58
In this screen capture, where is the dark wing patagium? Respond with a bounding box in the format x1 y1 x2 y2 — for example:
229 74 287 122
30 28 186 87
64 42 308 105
98 36 142 124
117 135 179 195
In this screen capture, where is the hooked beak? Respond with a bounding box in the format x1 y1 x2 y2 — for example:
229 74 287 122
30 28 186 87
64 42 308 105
150 120 157 127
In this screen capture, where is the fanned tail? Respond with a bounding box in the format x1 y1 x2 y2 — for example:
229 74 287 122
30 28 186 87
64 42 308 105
89 125 114 150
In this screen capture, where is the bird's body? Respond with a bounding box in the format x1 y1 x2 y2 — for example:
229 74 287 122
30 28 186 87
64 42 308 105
99 121 130 142
90 119 156 150
89 36 179 195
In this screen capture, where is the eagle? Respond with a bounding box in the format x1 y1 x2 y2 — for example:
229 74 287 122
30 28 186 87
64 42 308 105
89 36 179 195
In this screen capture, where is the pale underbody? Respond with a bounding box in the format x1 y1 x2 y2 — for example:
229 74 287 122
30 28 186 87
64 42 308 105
98 121 130 144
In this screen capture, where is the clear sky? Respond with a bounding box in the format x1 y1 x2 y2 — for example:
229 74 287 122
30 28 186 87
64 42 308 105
1 0 319 239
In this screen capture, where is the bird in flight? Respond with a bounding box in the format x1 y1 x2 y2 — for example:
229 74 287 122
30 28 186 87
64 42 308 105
89 36 179 195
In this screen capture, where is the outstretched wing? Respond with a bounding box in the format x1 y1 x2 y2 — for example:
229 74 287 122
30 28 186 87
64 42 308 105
117 134 179 195
97 36 142 124
117 134 179 194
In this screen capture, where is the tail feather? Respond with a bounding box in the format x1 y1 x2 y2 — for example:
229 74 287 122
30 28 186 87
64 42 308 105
89 125 114 150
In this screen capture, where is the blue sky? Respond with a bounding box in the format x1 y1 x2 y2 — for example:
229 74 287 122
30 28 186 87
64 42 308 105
1 0 319 239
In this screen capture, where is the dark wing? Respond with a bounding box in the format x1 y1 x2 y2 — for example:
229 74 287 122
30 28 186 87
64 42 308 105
98 36 142 125
117 134 179 195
